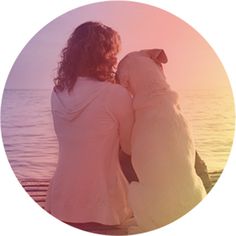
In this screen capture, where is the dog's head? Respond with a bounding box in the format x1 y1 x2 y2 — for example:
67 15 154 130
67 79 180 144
116 48 168 96
116 49 167 85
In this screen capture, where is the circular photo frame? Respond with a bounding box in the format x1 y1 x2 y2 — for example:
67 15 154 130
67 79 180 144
0 1 235 235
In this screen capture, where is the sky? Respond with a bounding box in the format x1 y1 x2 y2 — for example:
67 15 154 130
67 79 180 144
4 1 231 90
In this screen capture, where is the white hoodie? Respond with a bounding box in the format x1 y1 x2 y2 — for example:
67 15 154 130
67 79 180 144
45 77 134 225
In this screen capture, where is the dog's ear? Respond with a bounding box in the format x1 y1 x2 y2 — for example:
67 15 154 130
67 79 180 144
141 49 168 64
151 49 168 64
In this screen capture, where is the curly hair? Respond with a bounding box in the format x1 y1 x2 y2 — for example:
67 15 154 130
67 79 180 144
54 21 121 92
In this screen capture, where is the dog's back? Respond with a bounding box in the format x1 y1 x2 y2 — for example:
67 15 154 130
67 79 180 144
117 49 207 231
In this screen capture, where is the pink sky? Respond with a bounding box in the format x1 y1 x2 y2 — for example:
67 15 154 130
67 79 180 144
5 1 230 90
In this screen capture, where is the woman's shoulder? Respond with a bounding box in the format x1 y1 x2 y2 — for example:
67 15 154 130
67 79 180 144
104 83 133 112
105 83 131 99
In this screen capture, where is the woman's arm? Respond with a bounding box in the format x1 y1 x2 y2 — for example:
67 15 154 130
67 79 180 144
110 85 134 155
119 149 139 183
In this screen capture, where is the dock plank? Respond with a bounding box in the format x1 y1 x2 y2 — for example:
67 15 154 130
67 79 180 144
18 171 222 234
19 171 222 209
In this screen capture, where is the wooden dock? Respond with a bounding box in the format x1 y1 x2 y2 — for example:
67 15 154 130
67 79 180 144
19 170 222 234
20 171 222 210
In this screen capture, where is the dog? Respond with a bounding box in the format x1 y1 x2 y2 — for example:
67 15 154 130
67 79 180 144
116 49 207 232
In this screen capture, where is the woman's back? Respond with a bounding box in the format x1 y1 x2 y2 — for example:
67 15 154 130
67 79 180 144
45 77 134 225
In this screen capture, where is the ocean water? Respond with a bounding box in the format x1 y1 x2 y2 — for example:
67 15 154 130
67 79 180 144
1 88 235 179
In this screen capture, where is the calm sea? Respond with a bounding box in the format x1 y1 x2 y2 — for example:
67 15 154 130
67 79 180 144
1 88 235 179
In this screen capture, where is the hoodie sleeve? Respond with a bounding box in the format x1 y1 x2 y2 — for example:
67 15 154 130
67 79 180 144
108 85 134 155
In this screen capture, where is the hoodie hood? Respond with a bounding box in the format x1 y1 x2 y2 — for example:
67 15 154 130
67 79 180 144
51 77 109 121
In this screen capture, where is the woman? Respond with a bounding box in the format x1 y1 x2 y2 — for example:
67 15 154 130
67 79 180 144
45 22 134 232
116 49 206 233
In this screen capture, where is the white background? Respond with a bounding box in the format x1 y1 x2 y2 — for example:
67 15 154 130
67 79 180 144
0 0 235 235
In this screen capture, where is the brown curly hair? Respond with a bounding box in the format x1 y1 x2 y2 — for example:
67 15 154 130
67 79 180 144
54 21 121 92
